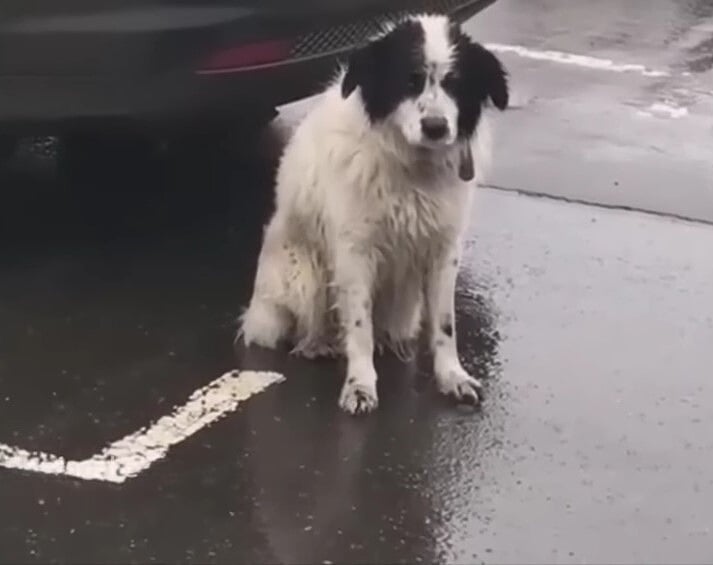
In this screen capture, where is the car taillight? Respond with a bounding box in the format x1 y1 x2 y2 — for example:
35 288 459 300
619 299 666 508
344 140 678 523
197 40 293 74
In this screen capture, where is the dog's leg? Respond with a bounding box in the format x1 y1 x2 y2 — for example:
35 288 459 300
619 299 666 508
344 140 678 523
426 242 482 405
335 247 379 415
291 281 341 359
375 277 422 361
240 219 294 349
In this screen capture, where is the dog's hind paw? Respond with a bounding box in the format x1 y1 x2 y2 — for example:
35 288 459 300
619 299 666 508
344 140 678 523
292 338 341 359
240 301 292 350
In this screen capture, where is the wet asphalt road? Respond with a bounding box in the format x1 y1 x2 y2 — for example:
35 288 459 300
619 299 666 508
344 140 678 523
466 0 713 223
2 1 713 563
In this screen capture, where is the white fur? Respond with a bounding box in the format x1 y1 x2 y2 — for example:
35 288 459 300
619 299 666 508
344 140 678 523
420 14 454 64
394 15 459 147
241 16 494 415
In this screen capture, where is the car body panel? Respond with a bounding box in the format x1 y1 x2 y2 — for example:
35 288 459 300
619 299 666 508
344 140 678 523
0 0 495 132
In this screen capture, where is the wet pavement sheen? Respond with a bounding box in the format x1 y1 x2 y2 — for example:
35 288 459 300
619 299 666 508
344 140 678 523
465 0 713 223
2 1 713 563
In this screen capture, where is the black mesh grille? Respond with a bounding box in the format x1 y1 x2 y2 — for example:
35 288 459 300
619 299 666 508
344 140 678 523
290 15 397 59
290 0 473 59
425 0 482 14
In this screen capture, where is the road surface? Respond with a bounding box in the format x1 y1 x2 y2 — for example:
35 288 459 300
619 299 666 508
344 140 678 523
1 1 712 563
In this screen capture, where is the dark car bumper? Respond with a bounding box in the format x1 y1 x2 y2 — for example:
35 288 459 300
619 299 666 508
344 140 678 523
0 55 340 133
0 0 495 133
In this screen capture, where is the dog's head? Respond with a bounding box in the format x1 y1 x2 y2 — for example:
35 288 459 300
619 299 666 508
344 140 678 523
342 14 508 156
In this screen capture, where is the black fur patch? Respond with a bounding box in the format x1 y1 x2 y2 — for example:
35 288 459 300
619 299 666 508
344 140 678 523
342 20 425 122
342 18 508 136
447 24 509 138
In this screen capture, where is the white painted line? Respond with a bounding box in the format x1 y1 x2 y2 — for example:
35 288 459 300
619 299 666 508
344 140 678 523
485 43 669 77
0 370 284 484
637 101 689 119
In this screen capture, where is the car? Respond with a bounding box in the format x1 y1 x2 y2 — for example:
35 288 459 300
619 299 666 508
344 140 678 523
0 0 496 169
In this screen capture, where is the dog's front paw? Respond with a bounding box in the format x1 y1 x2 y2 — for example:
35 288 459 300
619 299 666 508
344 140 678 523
436 365 482 406
339 374 378 415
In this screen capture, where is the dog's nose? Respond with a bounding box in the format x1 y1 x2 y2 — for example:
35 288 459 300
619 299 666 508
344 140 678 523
421 117 448 140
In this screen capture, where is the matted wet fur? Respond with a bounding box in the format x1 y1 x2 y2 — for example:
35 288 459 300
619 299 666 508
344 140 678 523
240 14 509 415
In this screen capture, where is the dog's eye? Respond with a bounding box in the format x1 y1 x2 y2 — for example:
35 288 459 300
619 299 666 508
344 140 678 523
442 71 459 90
407 71 425 93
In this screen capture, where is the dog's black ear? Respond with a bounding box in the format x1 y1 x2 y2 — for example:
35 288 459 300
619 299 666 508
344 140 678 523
342 44 371 98
468 42 509 110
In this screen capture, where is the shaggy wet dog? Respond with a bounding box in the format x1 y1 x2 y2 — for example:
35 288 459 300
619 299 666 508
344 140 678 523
241 14 509 414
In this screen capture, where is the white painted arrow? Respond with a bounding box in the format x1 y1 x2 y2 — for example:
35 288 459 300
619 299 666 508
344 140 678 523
0 370 284 484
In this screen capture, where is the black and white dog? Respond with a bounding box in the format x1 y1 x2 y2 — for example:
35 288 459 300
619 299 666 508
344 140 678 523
241 14 509 415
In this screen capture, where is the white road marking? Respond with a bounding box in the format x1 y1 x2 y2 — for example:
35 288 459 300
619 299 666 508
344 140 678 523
0 370 284 484
485 43 669 77
637 101 689 119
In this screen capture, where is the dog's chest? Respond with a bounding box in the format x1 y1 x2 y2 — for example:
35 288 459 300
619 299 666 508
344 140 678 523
367 180 458 255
